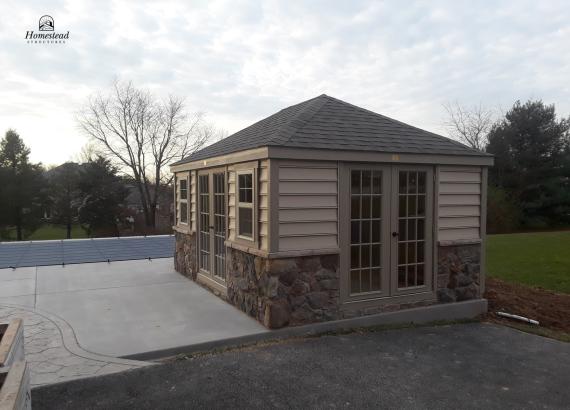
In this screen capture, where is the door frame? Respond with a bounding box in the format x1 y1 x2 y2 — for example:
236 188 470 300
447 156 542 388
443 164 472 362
339 163 436 307
389 165 434 297
197 166 228 292
339 164 391 303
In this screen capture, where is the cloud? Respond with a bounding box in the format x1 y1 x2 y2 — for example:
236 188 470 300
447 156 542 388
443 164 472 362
0 0 569 164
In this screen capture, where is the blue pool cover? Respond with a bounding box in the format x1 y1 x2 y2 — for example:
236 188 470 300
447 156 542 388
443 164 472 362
0 235 175 269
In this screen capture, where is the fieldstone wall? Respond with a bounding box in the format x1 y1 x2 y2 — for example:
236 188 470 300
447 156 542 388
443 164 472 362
174 231 197 280
226 248 341 329
436 243 481 303
174 232 484 329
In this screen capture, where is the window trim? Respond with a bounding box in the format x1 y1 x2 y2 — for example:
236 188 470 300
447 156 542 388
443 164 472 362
236 169 255 241
177 173 189 226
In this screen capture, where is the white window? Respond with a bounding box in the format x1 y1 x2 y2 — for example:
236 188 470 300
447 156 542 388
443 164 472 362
178 175 188 224
237 171 254 239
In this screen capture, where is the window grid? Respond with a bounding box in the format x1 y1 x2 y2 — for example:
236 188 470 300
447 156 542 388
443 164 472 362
178 176 188 224
237 172 254 239
198 175 210 272
213 173 226 280
397 171 427 289
350 170 383 295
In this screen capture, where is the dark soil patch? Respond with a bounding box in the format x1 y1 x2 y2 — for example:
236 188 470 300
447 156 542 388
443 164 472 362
485 277 570 333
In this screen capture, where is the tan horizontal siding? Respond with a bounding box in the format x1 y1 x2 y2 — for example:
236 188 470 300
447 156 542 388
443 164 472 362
438 166 482 242
279 195 337 208
439 194 480 206
439 183 481 195
278 161 338 252
279 235 338 252
280 221 337 236
228 166 236 241
259 160 269 250
438 205 480 217
280 208 338 222
280 181 337 195
438 216 480 229
279 166 337 181
439 227 481 241
190 171 196 232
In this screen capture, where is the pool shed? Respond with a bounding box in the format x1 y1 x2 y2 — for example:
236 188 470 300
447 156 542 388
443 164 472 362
170 95 493 329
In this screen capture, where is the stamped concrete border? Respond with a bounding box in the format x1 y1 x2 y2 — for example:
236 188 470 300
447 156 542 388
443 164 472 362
125 298 488 361
0 303 148 369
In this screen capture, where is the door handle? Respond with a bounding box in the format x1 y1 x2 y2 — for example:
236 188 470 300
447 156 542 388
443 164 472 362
392 231 399 238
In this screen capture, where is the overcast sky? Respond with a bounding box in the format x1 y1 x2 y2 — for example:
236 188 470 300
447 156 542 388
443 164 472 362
1 0 569 165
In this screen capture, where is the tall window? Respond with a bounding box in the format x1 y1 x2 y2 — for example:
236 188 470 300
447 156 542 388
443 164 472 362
179 176 188 224
237 171 253 238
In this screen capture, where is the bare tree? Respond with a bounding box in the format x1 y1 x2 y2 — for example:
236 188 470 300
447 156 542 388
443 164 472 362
443 101 495 151
77 81 212 228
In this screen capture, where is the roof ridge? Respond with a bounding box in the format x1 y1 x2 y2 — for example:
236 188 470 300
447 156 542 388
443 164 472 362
269 94 330 146
322 95 482 154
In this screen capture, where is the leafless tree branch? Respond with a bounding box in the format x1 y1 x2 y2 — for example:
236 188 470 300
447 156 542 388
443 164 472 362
443 101 495 151
77 80 214 228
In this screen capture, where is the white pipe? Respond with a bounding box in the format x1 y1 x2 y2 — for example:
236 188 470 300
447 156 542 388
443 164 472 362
496 312 539 326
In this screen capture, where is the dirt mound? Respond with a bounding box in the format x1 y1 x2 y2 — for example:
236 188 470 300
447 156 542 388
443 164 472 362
485 278 570 332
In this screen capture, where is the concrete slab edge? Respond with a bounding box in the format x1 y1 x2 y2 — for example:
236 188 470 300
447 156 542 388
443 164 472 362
123 299 488 361
0 303 149 368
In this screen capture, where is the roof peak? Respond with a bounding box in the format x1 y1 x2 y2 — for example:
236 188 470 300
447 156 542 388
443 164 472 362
172 94 488 166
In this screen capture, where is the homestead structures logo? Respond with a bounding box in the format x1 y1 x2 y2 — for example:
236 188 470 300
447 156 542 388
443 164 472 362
39 15 54 31
25 15 70 44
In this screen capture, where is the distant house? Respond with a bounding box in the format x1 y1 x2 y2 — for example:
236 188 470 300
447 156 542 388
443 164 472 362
170 95 493 329
124 183 174 232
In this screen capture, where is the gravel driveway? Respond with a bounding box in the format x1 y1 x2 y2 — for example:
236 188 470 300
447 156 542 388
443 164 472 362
33 322 570 409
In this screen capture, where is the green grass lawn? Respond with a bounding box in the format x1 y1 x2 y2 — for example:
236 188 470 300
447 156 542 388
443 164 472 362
4 224 88 241
486 231 570 294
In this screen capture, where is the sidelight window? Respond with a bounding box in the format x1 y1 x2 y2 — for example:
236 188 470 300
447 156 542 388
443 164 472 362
237 171 254 239
178 175 188 224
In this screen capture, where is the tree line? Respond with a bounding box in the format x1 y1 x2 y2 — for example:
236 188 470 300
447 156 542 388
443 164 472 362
0 130 130 240
0 80 217 240
445 100 570 233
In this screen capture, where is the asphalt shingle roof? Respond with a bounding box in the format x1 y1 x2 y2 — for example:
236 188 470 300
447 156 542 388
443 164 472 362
172 94 488 165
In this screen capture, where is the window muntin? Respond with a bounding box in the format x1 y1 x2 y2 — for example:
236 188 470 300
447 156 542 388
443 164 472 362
237 171 254 239
350 170 383 295
198 174 210 271
238 173 253 203
178 175 189 225
180 179 188 200
397 171 427 289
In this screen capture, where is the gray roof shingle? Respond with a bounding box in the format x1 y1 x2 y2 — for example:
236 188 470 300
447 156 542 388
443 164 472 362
172 94 488 165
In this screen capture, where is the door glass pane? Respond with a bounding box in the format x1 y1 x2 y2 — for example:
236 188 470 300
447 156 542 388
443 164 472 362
397 171 428 289
199 175 210 272
213 173 226 280
350 169 383 295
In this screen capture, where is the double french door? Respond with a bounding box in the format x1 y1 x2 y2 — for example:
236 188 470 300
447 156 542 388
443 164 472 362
198 169 227 285
341 165 433 303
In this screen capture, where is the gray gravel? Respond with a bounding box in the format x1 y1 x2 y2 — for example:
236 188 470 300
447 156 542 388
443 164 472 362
32 322 570 409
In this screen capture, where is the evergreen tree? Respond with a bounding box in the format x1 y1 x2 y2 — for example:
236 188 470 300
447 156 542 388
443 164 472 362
77 156 128 236
47 162 82 239
487 100 570 228
0 130 46 240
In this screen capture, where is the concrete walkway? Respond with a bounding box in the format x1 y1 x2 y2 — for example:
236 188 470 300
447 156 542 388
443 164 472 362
32 323 570 409
0 258 266 357
0 305 149 387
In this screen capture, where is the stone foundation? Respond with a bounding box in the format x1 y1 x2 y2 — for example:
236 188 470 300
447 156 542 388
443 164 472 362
173 232 485 329
436 243 481 303
174 231 197 280
226 248 341 328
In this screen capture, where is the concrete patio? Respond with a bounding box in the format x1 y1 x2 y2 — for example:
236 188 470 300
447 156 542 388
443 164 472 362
0 257 267 385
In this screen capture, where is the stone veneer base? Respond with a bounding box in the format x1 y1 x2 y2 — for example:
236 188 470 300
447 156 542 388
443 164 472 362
173 232 485 329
